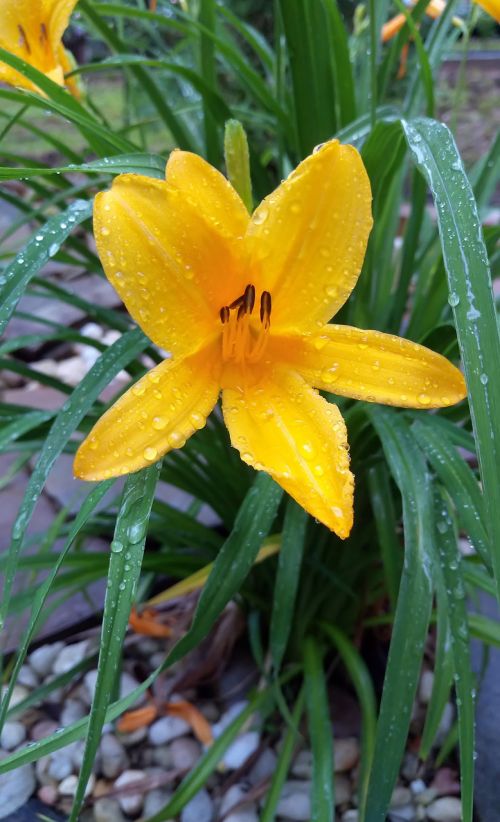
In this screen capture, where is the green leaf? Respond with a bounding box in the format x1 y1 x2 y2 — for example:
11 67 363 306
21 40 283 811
0 154 166 181
365 408 434 821
0 200 92 335
69 466 160 820
0 482 113 732
433 492 474 822
412 416 490 567
321 624 377 816
270 500 308 670
367 464 402 611
1 329 149 626
402 117 500 604
260 686 306 822
159 473 283 669
303 637 334 821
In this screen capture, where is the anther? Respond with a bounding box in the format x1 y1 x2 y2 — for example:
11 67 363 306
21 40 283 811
18 24 31 54
219 306 230 324
40 23 48 47
229 295 244 310
243 284 255 315
260 291 272 329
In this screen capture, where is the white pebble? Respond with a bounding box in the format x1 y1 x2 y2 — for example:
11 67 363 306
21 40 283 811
180 788 214 822
93 797 126 822
53 640 90 676
222 731 260 770
143 788 173 817
335 775 352 806
29 642 64 677
60 698 87 726
220 784 254 816
212 701 248 738
0 721 26 751
114 770 145 815
391 786 412 807
419 670 435 704
169 737 202 770
276 781 311 821
0 763 36 818
248 747 277 784
1 685 29 709
17 665 39 689
58 773 94 797
47 749 74 781
427 797 462 822
148 715 190 746
83 670 143 707
100 734 128 779
334 737 359 773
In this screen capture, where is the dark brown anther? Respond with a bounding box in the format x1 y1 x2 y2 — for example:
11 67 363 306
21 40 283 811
229 295 244 310
260 291 272 328
219 306 230 324
18 24 31 54
40 22 48 46
243 284 255 315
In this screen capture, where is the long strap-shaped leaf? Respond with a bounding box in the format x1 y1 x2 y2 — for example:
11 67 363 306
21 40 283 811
304 637 335 821
402 118 500 602
0 200 93 335
365 407 434 821
1 329 149 627
69 466 160 821
0 472 282 775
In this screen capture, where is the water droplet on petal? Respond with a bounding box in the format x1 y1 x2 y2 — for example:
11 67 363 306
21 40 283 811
152 416 166 430
418 393 431 406
144 446 158 461
253 206 268 225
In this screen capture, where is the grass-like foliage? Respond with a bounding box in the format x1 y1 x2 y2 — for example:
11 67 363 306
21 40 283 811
0 1 499 820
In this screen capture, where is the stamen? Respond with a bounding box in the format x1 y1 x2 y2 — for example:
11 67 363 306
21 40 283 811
219 306 230 324
260 291 272 330
229 295 244 310
18 24 31 54
40 23 48 48
243 284 255 315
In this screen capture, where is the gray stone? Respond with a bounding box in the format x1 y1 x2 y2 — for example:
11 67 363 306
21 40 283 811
291 749 312 779
276 781 311 820
0 720 26 750
436 703 454 743
100 734 128 779
152 746 173 768
83 669 143 707
419 670 434 704
61 698 87 726
180 788 214 822
334 775 352 806
222 731 260 770
17 665 39 689
117 725 148 747
148 715 190 746
93 797 126 822
37 784 58 806
143 788 173 817
390 786 412 807
1 684 29 709
341 812 359 822
401 752 419 781
220 784 255 816
53 640 90 675
31 719 59 741
248 747 277 784
388 805 418 822
212 701 248 738
334 737 359 773
114 769 145 815
170 737 202 771
410 778 427 796
0 762 36 819
47 749 74 781
58 773 94 797
427 797 462 821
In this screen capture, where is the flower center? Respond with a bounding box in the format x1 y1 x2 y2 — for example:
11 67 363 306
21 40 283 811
220 284 272 364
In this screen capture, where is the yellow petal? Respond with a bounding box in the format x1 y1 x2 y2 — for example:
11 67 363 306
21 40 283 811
94 173 245 356
222 367 354 538
74 342 221 481
166 149 250 239
269 325 466 408
45 0 79 49
475 0 500 21
245 140 373 333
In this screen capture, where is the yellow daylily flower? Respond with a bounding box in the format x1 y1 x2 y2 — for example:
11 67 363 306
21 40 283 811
0 0 81 97
74 143 466 539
